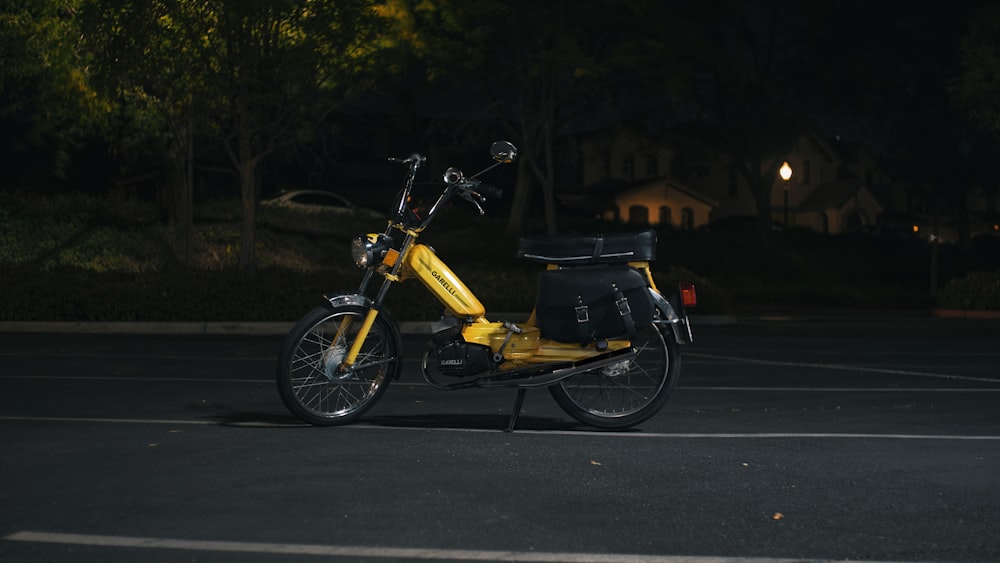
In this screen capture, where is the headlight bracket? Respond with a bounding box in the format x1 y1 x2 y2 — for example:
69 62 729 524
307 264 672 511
351 233 393 269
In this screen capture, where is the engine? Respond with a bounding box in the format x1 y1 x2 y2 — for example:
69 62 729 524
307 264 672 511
427 315 494 379
436 341 494 378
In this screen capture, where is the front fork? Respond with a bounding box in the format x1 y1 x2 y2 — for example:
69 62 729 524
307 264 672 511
330 265 394 374
339 308 380 372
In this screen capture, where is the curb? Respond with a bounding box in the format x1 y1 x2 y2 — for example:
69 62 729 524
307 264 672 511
930 308 1000 320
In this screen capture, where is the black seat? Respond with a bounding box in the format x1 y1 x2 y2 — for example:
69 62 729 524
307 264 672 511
517 229 657 265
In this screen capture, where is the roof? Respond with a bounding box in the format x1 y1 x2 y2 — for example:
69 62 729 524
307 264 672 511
617 178 718 208
797 180 875 212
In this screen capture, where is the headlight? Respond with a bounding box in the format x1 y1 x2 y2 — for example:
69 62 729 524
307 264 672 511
351 234 392 269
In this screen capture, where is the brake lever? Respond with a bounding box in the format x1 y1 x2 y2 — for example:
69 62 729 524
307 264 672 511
459 189 486 215
388 153 426 166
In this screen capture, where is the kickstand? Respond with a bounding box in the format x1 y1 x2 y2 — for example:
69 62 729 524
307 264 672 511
505 389 528 433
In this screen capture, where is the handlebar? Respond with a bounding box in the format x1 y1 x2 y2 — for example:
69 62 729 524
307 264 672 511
455 178 502 200
452 180 498 216
388 145 510 226
473 182 503 199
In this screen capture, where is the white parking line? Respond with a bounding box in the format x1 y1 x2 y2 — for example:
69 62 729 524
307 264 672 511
1 375 268 383
0 352 275 361
1 530 906 562
679 386 1000 392
0 415 217 425
687 352 1000 383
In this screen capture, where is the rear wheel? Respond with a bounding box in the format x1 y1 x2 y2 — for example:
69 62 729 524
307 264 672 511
548 323 680 429
276 305 400 426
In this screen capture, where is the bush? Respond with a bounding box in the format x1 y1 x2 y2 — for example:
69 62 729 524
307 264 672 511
10 192 1000 322
0 266 358 322
934 271 1000 311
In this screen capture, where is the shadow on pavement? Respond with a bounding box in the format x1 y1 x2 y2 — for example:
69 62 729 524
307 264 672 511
361 413 640 433
207 410 645 433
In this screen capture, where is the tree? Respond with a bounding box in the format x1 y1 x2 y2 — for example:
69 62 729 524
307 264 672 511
630 0 817 247
383 0 638 236
498 0 639 236
952 2 1000 246
826 1 997 254
1 0 99 190
82 0 387 272
954 3 1000 142
82 0 207 264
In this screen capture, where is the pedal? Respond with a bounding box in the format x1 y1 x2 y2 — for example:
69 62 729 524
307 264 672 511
502 321 523 334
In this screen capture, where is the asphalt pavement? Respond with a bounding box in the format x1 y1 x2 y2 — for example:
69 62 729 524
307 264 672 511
1 312 999 562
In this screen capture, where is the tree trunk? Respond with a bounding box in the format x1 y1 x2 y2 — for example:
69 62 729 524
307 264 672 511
183 120 194 268
238 162 257 273
539 112 557 235
157 136 194 267
541 174 557 234
154 115 198 268
955 186 972 256
158 146 185 226
506 157 534 237
236 122 258 273
526 150 558 235
748 174 776 249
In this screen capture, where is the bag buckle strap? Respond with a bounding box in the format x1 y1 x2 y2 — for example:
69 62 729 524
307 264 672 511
575 297 593 345
612 284 638 339
615 296 631 316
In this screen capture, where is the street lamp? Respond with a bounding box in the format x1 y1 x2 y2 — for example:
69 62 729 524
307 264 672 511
779 161 792 226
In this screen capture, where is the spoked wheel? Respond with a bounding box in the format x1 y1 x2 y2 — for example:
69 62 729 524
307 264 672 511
548 323 680 429
277 305 400 426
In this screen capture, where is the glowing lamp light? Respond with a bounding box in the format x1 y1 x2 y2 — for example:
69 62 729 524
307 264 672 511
779 161 792 182
912 225 920 233
779 161 793 225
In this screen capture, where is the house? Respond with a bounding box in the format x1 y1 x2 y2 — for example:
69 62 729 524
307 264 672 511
609 179 717 228
773 134 887 234
574 128 888 234
795 179 883 233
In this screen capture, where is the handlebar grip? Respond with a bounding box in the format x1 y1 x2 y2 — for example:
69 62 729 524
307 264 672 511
477 183 503 199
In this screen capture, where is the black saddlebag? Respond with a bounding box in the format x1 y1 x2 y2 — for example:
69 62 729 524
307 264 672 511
535 266 655 344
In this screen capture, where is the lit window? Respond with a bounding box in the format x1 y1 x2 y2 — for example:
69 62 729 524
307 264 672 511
629 205 649 225
659 206 672 226
681 207 694 230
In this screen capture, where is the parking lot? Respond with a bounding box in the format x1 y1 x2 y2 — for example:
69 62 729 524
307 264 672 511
2 313 999 562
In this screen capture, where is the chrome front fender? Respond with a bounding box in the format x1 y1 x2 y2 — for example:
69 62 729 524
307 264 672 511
323 292 372 309
320 292 404 380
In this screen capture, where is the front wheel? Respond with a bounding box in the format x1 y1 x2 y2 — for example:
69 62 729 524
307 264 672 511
549 323 680 429
277 305 400 426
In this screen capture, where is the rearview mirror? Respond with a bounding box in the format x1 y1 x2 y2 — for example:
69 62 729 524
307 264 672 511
490 141 518 164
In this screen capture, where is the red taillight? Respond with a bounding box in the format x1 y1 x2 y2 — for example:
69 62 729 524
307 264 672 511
679 282 697 308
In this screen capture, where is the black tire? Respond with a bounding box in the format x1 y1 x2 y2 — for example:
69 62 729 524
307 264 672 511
548 323 680 429
276 305 400 426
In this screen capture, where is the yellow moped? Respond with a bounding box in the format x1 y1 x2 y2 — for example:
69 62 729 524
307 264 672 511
276 141 696 431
